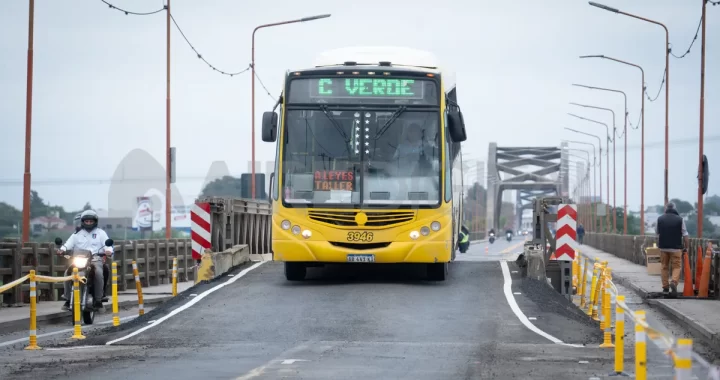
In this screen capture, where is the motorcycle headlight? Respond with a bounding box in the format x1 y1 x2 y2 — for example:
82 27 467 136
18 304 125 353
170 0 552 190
490 233 495 237
73 257 88 268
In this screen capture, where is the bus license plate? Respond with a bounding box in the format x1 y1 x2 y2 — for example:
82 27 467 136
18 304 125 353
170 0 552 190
347 254 375 263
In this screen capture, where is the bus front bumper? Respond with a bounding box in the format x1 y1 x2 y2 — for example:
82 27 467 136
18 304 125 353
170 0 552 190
273 240 451 264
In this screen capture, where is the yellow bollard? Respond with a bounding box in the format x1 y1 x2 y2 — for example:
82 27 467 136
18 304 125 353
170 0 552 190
612 295 627 375
71 268 86 340
172 257 178 297
25 270 41 350
675 338 692 379
572 257 579 292
111 262 120 327
579 256 589 308
634 310 647 380
592 261 607 321
132 261 144 316
586 258 600 315
599 267 614 348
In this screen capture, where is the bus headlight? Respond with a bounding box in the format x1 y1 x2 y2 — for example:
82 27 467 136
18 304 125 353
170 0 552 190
409 231 420 240
430 222 441 231
301 230 312 239
281 220 291 230
291 225 301 235
420 226 430 236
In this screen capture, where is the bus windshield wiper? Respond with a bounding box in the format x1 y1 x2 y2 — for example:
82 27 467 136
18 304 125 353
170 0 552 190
319 105 350 142
374 106 407 140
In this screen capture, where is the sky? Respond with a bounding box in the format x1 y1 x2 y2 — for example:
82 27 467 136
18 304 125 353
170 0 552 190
0 0 718 215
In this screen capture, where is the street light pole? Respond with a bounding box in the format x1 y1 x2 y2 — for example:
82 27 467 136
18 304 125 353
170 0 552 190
697 0 707 237
568 113 614 232
568 102 615 233
165 0 172 239
579 55 646 235
21 0 35 243
251 14 331 199
565 140 598 231
571 85 628 234
564 132 601 232
589 1 670 206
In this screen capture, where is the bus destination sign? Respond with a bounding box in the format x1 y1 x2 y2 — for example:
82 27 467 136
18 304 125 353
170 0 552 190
310 78 425 100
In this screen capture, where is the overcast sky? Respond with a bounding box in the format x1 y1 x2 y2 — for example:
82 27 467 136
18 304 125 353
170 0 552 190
0 0 718 213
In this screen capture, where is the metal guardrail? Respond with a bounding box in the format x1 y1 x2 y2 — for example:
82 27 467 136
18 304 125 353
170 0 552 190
198 197 272 255
0 238 195 305
584 233 720 299
1 197 273 306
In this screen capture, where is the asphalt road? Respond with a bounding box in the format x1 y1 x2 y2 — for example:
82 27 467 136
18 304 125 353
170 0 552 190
1 237 624 380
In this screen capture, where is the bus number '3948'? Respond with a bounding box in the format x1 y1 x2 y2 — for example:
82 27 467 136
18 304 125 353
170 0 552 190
347 231 374 242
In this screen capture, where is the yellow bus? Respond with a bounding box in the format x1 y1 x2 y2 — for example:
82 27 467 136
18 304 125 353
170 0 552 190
262 47 467 281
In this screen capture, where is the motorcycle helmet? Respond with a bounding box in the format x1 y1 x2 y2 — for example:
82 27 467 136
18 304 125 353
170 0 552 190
79 210 99 232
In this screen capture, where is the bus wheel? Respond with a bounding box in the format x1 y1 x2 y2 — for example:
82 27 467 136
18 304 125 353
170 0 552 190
284 262 306 281
427 263 447 281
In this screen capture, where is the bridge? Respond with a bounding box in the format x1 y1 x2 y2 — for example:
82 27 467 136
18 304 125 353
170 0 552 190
485 142 569 231
2 2 720 377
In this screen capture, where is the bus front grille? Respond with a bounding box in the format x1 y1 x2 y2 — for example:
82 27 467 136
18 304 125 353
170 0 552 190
308 210 415 227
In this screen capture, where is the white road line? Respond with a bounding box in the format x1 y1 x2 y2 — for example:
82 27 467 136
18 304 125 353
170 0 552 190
500 260 584 348
0 316 137 348
106 261 267 345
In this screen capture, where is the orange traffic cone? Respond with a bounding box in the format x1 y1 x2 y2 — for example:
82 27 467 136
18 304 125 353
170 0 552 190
695 246 704 290
682 250 694 296
698 242 713 298
485 246 489 254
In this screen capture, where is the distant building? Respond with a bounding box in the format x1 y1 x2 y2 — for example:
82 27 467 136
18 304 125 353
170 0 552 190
30 211 67 233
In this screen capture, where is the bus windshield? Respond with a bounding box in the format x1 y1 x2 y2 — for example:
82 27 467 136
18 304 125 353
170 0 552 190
282 109 441 207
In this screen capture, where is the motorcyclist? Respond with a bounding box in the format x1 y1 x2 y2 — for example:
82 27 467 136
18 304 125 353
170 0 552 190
488 228 496 236
505 228 513 236
73 212 109 299
57 210 113 311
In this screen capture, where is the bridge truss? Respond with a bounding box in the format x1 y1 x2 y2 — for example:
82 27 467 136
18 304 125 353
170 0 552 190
486 143 569 231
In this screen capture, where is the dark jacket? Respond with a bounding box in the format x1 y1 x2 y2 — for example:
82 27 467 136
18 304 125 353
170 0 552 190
657 209 684 250
577 225 585 235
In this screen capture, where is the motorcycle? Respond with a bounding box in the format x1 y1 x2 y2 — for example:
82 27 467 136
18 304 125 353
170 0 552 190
54 237 114 325
506 232 512 242
488 233 495 244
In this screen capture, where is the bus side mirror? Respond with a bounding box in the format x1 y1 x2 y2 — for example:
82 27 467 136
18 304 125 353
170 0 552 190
261 111 278 142
447 110 467 142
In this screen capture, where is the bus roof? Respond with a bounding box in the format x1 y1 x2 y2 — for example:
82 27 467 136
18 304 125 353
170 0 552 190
312 46 455 92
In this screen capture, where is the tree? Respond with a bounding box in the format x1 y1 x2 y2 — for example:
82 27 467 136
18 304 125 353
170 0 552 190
685 213 716 238
613 207 641 235
201 176 244 198
463 182 487 232
670 198 694 215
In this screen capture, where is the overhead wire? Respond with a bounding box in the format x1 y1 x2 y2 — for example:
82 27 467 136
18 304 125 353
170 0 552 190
169 13 251 77
670 13 703 59
100 0 165 15
645 69 665 102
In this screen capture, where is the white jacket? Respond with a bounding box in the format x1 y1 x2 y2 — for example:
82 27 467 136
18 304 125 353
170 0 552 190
60 228 114 256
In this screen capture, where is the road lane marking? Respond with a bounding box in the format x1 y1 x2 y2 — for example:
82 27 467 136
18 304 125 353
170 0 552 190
500 260 584 348
106 261 267 346
235 343 311 379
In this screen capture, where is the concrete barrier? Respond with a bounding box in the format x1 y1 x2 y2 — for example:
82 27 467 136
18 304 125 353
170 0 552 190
194 245 273 284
